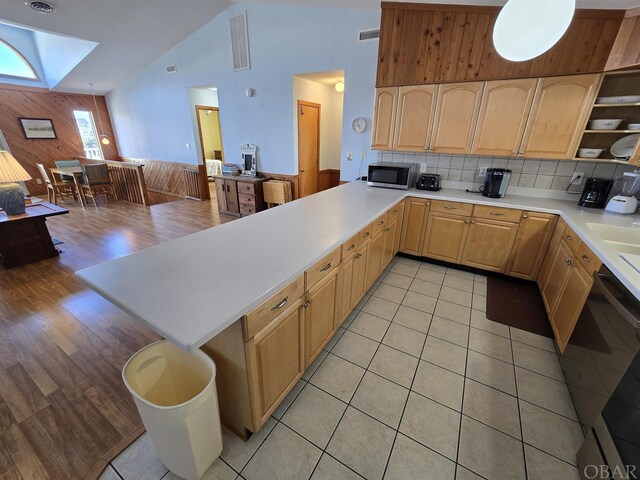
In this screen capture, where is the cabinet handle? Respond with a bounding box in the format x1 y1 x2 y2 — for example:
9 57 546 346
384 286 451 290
385 227 390 232
355 253 362 259
347 244 356 251
303 299 313 308
566 235 574 241
378 220 385 226
565 259 573 266
581 255 591 263
320 262 332 272
489 212 504 216
518 150 524 155
471 220 476 224
465 220 470 224
271 297 289 311
444 206 457 210
363 232 370 238
523 214 528 218
392 210 397 214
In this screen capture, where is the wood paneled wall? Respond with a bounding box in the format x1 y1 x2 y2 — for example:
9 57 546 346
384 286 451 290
377 2 624 87
0 84 119 195
319 169 340 192
606 8 640 71
123 158 210 201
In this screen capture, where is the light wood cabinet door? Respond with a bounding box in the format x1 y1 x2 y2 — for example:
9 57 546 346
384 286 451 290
399 197 430 255
550 262 592 354
537 218 566 291
393 85 438 151
461 218 519 273
520 74 601 159
506 212 558 280
471 79 538 156
245 298 304 428
336 254 355 327
224 179 240 214
371 87 398 150
351 241 370 307
215 179 227 212
430 82 484 154
382 218 398 269
393 200 405 254
366 229 385 289
304 270 338 367
422 212 470 263
540 240 573 314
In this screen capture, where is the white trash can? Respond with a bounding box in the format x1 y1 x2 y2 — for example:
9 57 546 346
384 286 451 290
123 340 222 480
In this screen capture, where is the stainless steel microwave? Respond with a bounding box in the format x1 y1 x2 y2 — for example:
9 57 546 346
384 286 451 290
367 163 418 190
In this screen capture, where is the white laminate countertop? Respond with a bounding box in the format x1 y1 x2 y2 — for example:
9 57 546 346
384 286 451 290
76 181 640 351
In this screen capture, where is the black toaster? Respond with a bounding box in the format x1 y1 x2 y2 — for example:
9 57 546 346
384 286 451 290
416 173 441 191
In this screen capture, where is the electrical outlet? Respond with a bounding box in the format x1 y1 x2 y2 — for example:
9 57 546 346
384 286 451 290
420 163 427 173
361 150 367 160
478 167 488 178
36 178 42 184
185 143 191 150
346 152 353 161
571 172 584 186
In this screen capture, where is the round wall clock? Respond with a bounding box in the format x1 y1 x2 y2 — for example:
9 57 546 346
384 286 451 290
352 117 366 134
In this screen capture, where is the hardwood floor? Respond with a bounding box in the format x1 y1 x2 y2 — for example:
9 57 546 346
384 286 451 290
0 197 233 480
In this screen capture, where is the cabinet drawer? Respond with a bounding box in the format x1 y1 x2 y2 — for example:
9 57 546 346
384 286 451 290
239 193 256 205
237 182 255 194
240 204 256 216
342 232 361 260
473 205 522 223
430 200 473 216
243 275 305 341
387 201 404 220
359 223 373 243
576 242 601 276
306 247 341 290
372 213 389 235
562 225 582 255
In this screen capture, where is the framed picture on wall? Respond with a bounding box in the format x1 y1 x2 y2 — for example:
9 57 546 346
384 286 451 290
19 118 57 139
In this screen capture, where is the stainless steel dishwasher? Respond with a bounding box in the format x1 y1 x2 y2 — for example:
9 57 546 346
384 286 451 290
559 265 640 478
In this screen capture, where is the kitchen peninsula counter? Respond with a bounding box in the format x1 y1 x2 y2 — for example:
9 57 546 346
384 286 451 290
77 181 640 351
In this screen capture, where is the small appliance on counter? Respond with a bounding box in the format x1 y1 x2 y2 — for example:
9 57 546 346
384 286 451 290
480 168 511 198
578 178 613 209
367 163 417 190
606 171 640 214
416 173 441 191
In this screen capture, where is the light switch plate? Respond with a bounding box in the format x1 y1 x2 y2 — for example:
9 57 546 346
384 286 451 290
478 167 488 177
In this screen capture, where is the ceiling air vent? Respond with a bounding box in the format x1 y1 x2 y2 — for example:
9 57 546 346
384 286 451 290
166 64 177 74
358 29 380 42
230 12 250 71
25 1 56 14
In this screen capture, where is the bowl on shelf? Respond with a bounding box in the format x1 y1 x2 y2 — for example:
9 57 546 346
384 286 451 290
578 148 605 159
596 96 640 104
589 119 624 130
628 123 640 130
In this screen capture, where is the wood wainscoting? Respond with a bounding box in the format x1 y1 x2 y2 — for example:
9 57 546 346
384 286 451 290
76 157 150 206
319 169 340 191
0 84 119 196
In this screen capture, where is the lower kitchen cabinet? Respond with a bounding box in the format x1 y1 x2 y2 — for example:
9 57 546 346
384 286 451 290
507 212 558 280
245 297 305 429
422 212 470 263
400 198 430 255
336 253 355 326
461 217 519 273
383 217 398 267
540 240 574 314
392 200 406 252
304 269 338 367
366 228 385 288
351 240 370 307
538 218 567 289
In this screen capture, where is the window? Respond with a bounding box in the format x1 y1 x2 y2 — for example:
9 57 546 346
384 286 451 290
0 39 38 79
73 110 104 160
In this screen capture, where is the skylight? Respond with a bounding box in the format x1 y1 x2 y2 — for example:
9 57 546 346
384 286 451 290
0 38 38 79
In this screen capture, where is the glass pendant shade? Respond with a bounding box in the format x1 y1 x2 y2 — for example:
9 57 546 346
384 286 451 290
493 0 576 62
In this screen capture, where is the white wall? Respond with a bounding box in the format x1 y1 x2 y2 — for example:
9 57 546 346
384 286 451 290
292 76 343 171
107 3 380 176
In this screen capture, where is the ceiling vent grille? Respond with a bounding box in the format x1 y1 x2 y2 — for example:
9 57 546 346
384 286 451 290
230 12 250 71
358 29 380 42
166 64 177 74
26 1 56 14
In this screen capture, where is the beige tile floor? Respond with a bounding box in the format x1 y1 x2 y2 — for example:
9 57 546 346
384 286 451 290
102 256 584 480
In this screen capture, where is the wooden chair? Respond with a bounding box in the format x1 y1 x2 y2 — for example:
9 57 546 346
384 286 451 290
36 163 77 205
80 163 118 206
263 180 292 208
54 159 81 181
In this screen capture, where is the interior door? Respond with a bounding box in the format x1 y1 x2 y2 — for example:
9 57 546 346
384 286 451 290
298 100 320 197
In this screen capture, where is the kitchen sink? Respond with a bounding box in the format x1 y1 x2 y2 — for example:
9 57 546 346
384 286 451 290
586 223 640 255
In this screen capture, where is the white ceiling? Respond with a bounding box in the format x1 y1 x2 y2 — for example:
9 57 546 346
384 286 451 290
297 69 345 86
0 0 638 95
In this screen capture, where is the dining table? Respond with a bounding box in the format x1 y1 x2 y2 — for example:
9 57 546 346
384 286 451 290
50 166 86 207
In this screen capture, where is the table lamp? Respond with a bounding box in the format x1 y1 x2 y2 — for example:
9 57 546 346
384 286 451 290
0 151 31 215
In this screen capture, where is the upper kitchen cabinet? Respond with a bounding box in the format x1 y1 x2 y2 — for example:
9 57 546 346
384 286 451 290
393 85 438 151
519 74 601 159
376 3 623 88
471 79 537 156
606 10 640 71
371 87 398 150
430 82 483 154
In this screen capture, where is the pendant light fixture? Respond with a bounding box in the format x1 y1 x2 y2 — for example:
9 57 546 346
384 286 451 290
88 82 110 145
493 0 576 62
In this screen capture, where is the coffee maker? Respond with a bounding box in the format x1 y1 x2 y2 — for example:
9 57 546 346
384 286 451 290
481 168 512 198
578 178 613 209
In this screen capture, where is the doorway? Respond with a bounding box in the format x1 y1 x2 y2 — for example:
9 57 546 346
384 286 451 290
297 100 320 198
196 105 224 164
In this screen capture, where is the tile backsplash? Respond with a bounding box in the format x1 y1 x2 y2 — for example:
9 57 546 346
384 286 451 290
376 151 637 197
